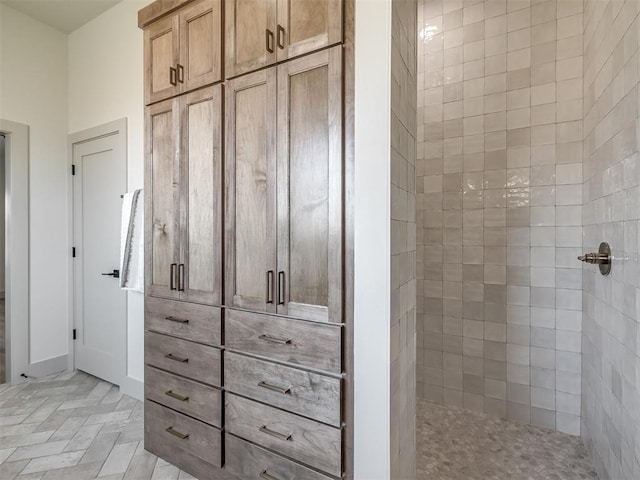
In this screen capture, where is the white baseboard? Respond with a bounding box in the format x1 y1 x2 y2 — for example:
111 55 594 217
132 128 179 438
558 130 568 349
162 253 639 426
27 354 68 380
120 375 143 401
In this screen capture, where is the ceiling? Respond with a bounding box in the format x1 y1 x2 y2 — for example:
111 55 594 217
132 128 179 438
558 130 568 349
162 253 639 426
2 0 123 34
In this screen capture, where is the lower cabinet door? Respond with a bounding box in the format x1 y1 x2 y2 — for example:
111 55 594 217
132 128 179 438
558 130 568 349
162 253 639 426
224 434 333 480
225 394 341 477
144 400 221 475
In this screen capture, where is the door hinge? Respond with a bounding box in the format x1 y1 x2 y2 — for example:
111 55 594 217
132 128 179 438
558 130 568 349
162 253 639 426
72 247 76 258
71 164 76 175
72 329 77 340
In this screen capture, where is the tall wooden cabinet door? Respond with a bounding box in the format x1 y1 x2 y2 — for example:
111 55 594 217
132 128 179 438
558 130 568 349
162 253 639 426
179 86 223 305
144 15 179 105
276 46 343 323
225 0 277 78
179 0 222 94
225 68 277 312
145 99 181 299
276 0 342 62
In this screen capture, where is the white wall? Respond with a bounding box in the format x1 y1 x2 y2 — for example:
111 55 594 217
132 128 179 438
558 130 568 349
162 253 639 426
0 4 69 367
68 0 147 392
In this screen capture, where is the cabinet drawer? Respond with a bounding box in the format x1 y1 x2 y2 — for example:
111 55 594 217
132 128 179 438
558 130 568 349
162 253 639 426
145 400 221 470
145 366 222 427
146 297 221 345
225 434 333 480
224 352 340 426
145 331 221 386
225 309 342 373
225 394 341 477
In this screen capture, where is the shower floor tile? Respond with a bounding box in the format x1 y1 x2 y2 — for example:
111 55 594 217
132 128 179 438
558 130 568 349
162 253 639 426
417 399 598 480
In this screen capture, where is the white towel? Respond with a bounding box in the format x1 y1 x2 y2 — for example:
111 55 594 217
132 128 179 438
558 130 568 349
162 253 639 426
120 189 144 293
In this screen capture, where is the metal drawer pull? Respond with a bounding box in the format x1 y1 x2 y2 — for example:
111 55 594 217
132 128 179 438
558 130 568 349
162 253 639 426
164 353 189 363
260 470 281 480
277 24 285 49
266 28 274 53
259 425 292 441
165 426 189 440
258 381 291 395
258 334 291 345
266 270 274 304
177 63 184 83
164 316 189 324
165 390 189 402
170 263 177 290
169 66 177 86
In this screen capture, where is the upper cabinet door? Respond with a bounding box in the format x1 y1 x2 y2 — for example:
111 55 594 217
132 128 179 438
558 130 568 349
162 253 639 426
276 0 342 62
225 69 278 312
145 99 181 299
179 0 222 93
144 15 179 105
179 86 223 305
276 46 342 323
225 0 277 78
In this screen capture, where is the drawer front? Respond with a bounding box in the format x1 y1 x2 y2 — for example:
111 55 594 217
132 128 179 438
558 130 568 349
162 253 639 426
144 400 221 468
146 297 221 346
145 331 221 386
224 352 341 426
225 309 342 373
225 434 333 480
145 366 222 427
225 394 341 477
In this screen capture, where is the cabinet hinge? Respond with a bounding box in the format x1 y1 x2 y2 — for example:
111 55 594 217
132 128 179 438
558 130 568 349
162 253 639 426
72 329 77 340
72 247 76 258
71 164 76 175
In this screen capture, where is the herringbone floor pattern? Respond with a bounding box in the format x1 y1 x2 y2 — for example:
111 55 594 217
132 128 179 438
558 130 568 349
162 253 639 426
0 370 194 479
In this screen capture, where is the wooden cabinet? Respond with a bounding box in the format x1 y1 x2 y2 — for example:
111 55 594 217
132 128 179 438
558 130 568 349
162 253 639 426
225 46 342 323
225 0 342 78
144 0 222 105
146 85 222 306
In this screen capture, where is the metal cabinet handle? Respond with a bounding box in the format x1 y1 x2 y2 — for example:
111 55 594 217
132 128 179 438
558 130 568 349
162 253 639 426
178 264 185 291
170 263 177 290
164 316 189 324
277 271 285 305
277 24 285 49
260 471 281 480
266 271 274 304
259 425 292 441
165 426 189 439
266 29 275 53
258 381 291 395
177 64 184 83
169 66 177 86
258 334 291 345
165 390 189 402
164 353 189 363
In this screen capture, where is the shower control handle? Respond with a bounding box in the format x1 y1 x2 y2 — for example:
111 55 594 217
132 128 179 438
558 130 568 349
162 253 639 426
578 242 612 276
578 253 609 264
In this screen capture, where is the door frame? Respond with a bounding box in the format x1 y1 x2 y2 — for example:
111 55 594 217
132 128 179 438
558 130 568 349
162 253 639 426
68 118 128 381
0 119 30 385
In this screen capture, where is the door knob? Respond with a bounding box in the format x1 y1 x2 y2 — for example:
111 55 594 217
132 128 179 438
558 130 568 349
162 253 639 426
578 242 611 276
101 269 120 279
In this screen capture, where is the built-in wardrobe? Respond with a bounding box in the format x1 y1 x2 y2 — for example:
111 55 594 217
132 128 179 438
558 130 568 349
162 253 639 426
139 0 353 478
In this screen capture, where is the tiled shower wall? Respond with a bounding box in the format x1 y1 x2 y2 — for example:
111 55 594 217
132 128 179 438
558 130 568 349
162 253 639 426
416 0 584 434
582 1 640 478
390 0 418 477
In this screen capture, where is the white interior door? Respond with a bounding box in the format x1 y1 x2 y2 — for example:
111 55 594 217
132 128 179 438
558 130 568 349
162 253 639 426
73 132 127 386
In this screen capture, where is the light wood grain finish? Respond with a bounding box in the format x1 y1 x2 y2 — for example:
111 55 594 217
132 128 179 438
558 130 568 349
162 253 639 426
179 85 223 305
225 434 333 480
145 366 222 427
145 99 180 300
225 308 342 373
139 0 194 28
145 331 222 386
179 0 222 91
224 68 277 313
225 394 342 477
144 15 179 105
225 0 276 78
276 46 343 324
145 296 221 345
276 0 342 62
144 400 221 472
224 352 341 426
